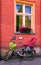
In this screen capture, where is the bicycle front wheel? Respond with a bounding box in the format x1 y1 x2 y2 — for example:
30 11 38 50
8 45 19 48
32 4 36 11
4 50 13 60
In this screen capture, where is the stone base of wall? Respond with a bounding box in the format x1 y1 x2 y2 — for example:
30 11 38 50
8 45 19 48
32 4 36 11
1 47 9 59
1 47 41 59
34 47 41 55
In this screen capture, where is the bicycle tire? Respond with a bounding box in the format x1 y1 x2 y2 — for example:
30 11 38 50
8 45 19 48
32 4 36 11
4 50 13 60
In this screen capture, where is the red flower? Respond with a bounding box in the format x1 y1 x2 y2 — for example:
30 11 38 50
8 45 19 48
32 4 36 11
19 26 31 33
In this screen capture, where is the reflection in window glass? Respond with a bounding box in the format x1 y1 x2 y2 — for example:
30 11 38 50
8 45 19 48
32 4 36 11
25 6 31 14
16 4 22 13
16 15 22 32
25 16 31 28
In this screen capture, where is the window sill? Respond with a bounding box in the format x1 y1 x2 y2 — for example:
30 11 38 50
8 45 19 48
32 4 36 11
14 32 35 35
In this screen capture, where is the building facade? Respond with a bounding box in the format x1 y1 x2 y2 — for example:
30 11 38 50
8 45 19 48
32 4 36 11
1 0 41 48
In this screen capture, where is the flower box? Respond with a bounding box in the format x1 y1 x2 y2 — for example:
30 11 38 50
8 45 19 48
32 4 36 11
19 27 31 33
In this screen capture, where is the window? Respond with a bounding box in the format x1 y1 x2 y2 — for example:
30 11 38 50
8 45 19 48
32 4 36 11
14 0 35 34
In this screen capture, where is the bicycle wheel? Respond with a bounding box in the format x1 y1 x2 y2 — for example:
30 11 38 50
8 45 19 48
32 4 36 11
4 50 13 60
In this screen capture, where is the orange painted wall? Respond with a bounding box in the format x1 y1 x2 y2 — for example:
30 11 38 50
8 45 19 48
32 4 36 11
1 0 40 48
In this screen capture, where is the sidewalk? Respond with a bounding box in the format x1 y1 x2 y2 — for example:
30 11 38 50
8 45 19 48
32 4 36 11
0 57 41 65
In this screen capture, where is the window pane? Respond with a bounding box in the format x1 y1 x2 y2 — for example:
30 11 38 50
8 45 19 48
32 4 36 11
25 16 31 28
16 15 22 32
16 4 22 13
25 6 31 14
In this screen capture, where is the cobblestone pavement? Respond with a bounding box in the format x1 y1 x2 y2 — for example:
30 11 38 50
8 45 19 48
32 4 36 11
0 57 41 65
